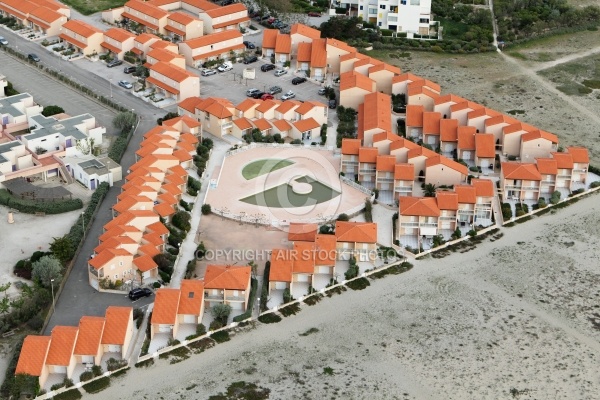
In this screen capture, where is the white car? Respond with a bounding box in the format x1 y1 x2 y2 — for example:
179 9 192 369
201 68 217 76
118 80 133 89
217 62 233 72
274 69 287 77
0 37 8 45
281 90 295 100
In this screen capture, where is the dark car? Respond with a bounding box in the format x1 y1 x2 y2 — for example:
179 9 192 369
251 91 266 99
261 64 276 72
107 59 123 68
128 288 152 301
268 85 282 95
28 53 40 62
328 99 337 109
261 15 271 21
292 77 307 85
308 11 322 17
243 55 258 64
243 41 256 49
124 66 137 74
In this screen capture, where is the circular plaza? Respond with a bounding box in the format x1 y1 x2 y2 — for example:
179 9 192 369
205 145 370 227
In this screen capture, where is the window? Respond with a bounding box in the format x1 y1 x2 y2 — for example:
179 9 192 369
359 5 363 10
378 22 382 26
119 261 123 266
379 4 385 9
400 0 406 4
189 292 194 298
410 0 420 4
114 274 118 279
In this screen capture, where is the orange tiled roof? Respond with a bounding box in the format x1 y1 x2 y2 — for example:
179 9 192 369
205 2 246 17
182 30 242 48
29 6 62 26
139 243 160 258
484 114 519 128
255 99 279 113
290 23 321 40
471 178 494 197
363 92 391 132
407 84 440 99
390 138 419 152
262 28 278 48
450 100 484 113
15 336 51 376
341 138 361 155
204 265 251 290
535 158 558 175
178 96 204 113
168 11 198 25
269 249 293 282
425 154 469 176
314 234 336 266
358 147 378 163
567 146 589 163
292 241 315 274
475 133 495 158
62 19 103 37
394 163 414 180
293 117 320 132
135 33 160 44
406 104 424 127
101 41 121 54
310 38 327 68
436 191 458 210
392 72 423 85
272 119 292 132
296 42 312 62
212 15 250 30
340 70 375 92
454 185 477 204
236 98 261 112
104 27 135 42
147 48 184 64
457 126 476 150
502 122 536 135
197 97 234 118
46 326 78 366
150 61 195 83
373 131 400 144
325 38 356 53
368 62 401 75
521 130 559 144
253 118 272 132
233 117 253 130
434 93 466 106
178 279 204 315
275 33 291 54
74 316 105 356
275 100 300 114
101 307 132 345
440 119 459 142
335 221 377 243
399 196 440 217
376 155 396 172
125 0 168 19
154 202 176 217
288 222 318 242
423 112 441 135
152 288 180 325
501 162 542 180
467 107 501 121
550 152 574 169
89 248 131 270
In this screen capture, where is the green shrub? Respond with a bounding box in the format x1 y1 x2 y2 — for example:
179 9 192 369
79 371 94 382
550 191 561 204
107 136 128 162
201 204 211 215
258 313 281 324
53 388 83 400
0 190 83 214
82 377 110 394
171 211 191 232
211 330 230 343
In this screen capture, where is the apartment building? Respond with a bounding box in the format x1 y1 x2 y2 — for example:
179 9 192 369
101 28 136 60
146 61 200 102
198 2 249 34
165 11 203 41
0 0 68 37
59 19 104 55
121 0 169 35
500 162 541 202
178 30 244 67
151 280 205 340
203 265 252 312
335 221 378 262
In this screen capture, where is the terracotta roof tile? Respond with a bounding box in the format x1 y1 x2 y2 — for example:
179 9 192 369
205 2 247 18
233 117 253 130
212 15 250 30
290 23 321 40
292 241 315 273
440 119 459 142
567 146 589 163
74 316 105 356
535 158 558 175
293 118 320 132
394 163 414 180
475 133 496 158
550 152 574 169
178 280 204 315
390 138 420 152
457 126 476 150
521 130 559 144
197 97 234 118
204 265 251 290
236 98 261 112
363 92 391 132
484 114 519 127
314 234 336 266
89 248 131 270
399 196 440 217
101 307 132 345
262 28 278 48
152 288 180 325
275 33 291 54
436 191 458 210
454 185 477 204
406 105 424 127
423 112 441 134
407 84 440 99
471 178 495 197
125 0 168 19
272 119 292 131
104 27 135 42
253 118 272 132
62 19 103 37
182 30 242 48
467 107 501 121
135 33 160 44
341 138 361 155
310 38 327 68
425 154 469 176
255 99 279 113
178 96 203 113
376 155 396 172
368 62 401 75
150 61 195 83
133 254 158 272
373 131 401 144
288 222 318 241
325 38 356 53
15 336 51 376
335 221 377 243
168 11 198 25
340 70 375 92
450 100 484 113
434 93 466 106
46 326 78 366
359 147 378 163
275 100 301 114
501 162 542 180
269 248 293 282
296 42 312 62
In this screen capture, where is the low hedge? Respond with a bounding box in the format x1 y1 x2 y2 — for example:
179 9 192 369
82 377 110 394
232 278 258 322
0 189 83 214
107 135 128 162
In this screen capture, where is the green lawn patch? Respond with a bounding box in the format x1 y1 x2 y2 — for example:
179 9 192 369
582 79 600 89
60 0 127 15
241 159 294 180
240 176 340 208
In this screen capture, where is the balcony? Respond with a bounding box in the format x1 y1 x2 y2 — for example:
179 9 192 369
458 209 474 215
221 122 233 129
505 185 522 190
420 222 438 228
342 160 358 165
226 295 245 301
400 222 419 227
359 168 376 173
395 186 413 192
522 186 539 191
204 293 224 301
557 174 572 178
377 177 394 183
439 215 456 221
387 14 398 22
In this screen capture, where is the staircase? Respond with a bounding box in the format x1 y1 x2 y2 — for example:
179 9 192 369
59 164 75 185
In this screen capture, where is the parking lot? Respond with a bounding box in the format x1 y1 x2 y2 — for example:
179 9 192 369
197 59 336 105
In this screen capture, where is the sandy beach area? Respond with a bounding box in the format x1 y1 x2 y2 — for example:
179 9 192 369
86 192 600 400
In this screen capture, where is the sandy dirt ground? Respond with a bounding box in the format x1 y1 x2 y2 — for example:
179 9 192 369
86 191 600 400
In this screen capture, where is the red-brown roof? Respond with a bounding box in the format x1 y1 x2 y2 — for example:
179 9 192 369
15 336 51 376
178 280 204 315
204 265 251 290
394 163 414 180
152 288 180 325
288 222 318 242
335 221 377 243
125 0 168 19
436 192 458 210
567 146 589 163
475 133 495 158
341 138 361 155
262 28 278 48
46 326 78 366
101 307 132 345
74 316 105 356
501 162 542 180
434 93 466 106
399 196 440 217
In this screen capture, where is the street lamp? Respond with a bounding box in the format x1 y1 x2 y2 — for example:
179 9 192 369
50 278 55 313
81 211 85 239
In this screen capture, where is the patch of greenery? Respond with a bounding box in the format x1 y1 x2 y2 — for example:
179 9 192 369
323 367 335 375
208 381 270 400
258 313 282 324
346 277 370 290
557 83 593 95
134 358 154 368
303 293 323 306
370 262 414 279
59 0 127 15
299 327 319 337
0 189 83 214
211 330 230 343
53 389 83 400
582 79 600 89
279 303 301 317
188 338 215 354
82 377 110 394
326 285 347 297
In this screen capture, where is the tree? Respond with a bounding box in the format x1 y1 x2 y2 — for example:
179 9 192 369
156 112 179 125
41 105 65 117
423 183 437 197
50 235 73 265
211 303 232 325
32 256 63 288
337 213 349 221
0 297 9 315
112 111 136 134
201 204 211 215
172 211 191 232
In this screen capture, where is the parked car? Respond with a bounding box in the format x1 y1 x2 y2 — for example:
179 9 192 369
123 66 137 74
274 69 287 77
251 91 266 99
318 87 327 95
281 90 295 100
128 288 152 301
292 77 307 85
278 24 289 31
107 59 123 68
243 41 256 49
0 37 8 45
328 99 337 109
217 62 233 72
261 64 276 72
261 93 274 100
268 86 282 95
308 11 322 17
243 55 258 64
28 53 40 62
267 17 276 24
118 80 133 89
246 88 260 97
201 68 217 76
260 15 270 21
